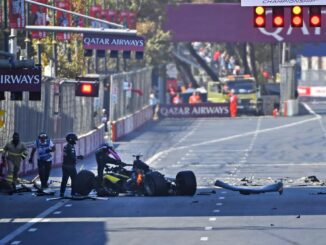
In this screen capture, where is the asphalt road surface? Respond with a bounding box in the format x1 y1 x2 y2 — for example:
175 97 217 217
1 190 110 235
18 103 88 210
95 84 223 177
1 101 326 245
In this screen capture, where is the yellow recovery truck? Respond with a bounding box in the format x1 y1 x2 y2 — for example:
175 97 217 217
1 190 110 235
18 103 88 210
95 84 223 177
207 75 262 115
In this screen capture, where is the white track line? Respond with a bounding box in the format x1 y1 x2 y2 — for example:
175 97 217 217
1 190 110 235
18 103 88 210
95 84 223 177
236 117 261 174
0 201 66 245
302 102 326 137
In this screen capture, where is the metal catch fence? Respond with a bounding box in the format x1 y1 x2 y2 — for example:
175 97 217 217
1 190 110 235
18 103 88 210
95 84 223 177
109 67 152 122
0 77 104 147
0 66 152 148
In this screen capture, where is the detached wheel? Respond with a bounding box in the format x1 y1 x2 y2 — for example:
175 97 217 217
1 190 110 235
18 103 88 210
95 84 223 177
144 171 168 196
176 171 197 196
74 170 96 196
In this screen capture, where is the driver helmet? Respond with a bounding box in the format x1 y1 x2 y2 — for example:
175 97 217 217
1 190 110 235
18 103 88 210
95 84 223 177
65 133 78 145
100 142 114 152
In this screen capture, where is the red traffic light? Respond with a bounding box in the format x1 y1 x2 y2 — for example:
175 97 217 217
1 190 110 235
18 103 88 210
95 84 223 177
291 6 303 27
81 84 93 94
273 7 284 27
254 6 265 27
75 82 99 97
310 6 321 27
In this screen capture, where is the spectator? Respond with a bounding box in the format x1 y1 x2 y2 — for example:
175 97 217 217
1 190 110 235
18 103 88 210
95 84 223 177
58 12 68 27
228 56 235 74
12 0 22 15
185 82 196 93
72 15 82 27
91 12 102 28
167 84 176 104
233 64 241 75
149 92 159 119
173 93 183 104
189 91 202 104
1 132 28 189
101 109 108 132
32 6 44 25
180 84 187 93
29 132 55 189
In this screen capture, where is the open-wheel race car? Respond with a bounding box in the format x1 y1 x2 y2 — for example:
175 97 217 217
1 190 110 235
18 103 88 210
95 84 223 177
74 155 197 197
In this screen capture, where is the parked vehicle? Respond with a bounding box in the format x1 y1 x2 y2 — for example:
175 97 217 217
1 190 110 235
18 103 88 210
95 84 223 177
207 75 280 115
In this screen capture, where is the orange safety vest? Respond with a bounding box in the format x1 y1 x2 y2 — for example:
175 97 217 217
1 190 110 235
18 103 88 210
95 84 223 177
189 95 200 104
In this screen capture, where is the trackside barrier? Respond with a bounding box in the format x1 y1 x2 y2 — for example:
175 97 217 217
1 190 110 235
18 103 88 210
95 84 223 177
4 125 105 177
158 103 230 118
283 100 298 117
111 106 152 142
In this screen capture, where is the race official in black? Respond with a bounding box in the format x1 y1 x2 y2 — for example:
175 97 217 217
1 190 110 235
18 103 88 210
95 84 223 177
60 133 82 197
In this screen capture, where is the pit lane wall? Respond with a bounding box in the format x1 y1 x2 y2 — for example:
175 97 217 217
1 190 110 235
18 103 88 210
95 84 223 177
158 103 230 118
111 106 153 142
17 125 105 177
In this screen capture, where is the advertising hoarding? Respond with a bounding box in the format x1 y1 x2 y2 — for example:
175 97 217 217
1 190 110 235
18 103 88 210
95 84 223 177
83 34 145 51
159 103 230 118
0 66 42 92
165 4 326 43
241 0 326 7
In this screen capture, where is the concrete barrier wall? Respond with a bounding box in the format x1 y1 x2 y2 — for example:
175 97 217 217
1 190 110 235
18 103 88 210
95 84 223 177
13 125 105 177
283 100 299 117
111 106 152 142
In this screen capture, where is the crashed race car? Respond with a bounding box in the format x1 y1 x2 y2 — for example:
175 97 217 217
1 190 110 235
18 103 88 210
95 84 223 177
74 155 197 197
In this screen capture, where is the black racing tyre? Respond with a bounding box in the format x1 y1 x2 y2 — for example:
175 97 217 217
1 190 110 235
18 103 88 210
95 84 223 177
144 171 168 196
176 171 197 196
74 170 96 196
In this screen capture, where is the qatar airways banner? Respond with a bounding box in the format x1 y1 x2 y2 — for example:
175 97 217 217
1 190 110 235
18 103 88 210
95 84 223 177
165 4 326 43
83 34 145 51
241 0 326 6
159 103 230 118
0 67 42 92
